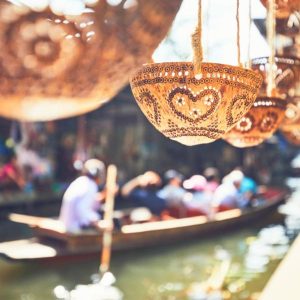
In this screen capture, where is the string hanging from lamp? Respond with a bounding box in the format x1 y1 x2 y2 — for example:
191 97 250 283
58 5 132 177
130 0 262 146
252 2 300 99
224 0 287 148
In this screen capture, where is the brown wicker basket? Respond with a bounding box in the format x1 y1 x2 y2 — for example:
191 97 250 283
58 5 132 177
224 96 286 148
282 129 300 145
261 0 299 19
130 62 262 146
251 56 300 98
281 96 300 130
0 0 182 121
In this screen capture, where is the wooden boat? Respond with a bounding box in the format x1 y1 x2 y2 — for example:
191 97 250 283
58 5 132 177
0 188 287 262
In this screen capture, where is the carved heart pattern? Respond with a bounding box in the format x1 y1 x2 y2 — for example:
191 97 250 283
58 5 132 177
167 87 221 123
136 90 161 125
226 94 253 127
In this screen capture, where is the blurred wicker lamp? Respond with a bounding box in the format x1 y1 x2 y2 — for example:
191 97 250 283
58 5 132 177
261 0 300 19
276 12 300 37
282 129 300 145
0 0 182 121
251 56 300 98
281 96 300 130
130 0 262 146
224 0 287 148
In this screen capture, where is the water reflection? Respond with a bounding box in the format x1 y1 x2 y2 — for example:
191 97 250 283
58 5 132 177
0 218 296 300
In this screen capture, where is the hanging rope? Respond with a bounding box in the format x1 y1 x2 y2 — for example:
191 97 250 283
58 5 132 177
267 0 276 97
236 0 242 67
192 0 203 74
246 0 252 68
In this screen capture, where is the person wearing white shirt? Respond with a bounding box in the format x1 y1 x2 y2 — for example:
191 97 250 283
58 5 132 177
59 159 106 233
213 170 244 212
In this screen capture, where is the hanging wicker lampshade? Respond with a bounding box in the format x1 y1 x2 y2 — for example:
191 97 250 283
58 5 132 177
260 0 299 19
276 14 300 37
251 56 300 98
224 0 287 148
224 96 286 147
281 96 300 130
282 129 300 145
130 0 262 146
0 0 182 121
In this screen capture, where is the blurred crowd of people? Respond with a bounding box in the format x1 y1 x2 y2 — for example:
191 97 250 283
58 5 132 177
120 167 262 221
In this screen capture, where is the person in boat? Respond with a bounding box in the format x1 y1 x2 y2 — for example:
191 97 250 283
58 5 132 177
203 167 220 193
0 151 26 191
157 169 186 217
212 170 245 212
239 168 259 208
121 171 167 218
182 175 213 217
59 158 108 233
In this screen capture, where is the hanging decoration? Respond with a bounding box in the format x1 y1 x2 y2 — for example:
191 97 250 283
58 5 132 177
224 0 287 148
276 12 300 37
281 96 300 130
251 56 300 98
282 128 300 145
224 97 286 147
260 0 300 19
0 0 182 121
130 0 262 146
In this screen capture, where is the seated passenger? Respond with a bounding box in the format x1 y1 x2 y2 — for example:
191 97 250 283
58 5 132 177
203 167 220 193
59 159 107 233
182 175 212 216
121 171 166 217
0 152 26 191
157 169 186 217
213 170 244 211
240 174 258 207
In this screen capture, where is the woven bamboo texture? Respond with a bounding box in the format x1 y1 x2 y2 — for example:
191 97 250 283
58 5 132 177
251 56 300 98
282 129 300 145
261 0 300 19
224 96 287 148
276 15 300 37
0 0 182 121
130 62 262 146
281 96 300 130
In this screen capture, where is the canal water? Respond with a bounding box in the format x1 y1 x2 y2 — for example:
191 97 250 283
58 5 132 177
0 214 284 300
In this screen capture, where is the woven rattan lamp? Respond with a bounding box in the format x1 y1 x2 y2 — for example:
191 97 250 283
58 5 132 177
261 0 300 19
225 96 286 147
281 96 300 130
252 56 300 98
130 0 262 146
0 0 182 121
224 0 287 148
282 129 300 145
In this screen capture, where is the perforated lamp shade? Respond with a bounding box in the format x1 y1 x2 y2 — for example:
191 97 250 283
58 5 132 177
260 0 300 19
281 96 300 131
251 56 300 98
224 96 286 148
282 129 300 145
130 62 262 146
0 0 182 121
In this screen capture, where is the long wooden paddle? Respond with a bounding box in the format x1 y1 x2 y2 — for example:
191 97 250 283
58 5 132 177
99 164 117 276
